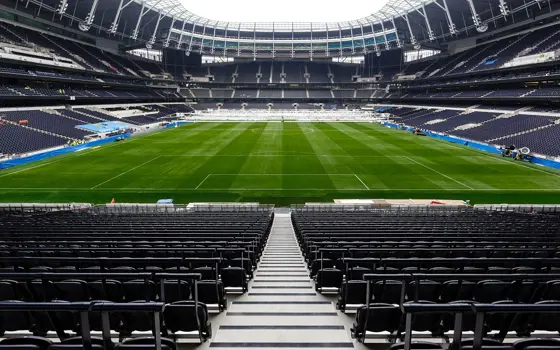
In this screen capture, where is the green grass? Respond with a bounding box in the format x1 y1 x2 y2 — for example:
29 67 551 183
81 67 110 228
1 122 559 205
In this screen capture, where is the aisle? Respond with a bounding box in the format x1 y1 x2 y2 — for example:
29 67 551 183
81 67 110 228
209 213 355 349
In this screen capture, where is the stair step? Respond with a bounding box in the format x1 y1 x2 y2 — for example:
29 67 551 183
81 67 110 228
209 212 353 348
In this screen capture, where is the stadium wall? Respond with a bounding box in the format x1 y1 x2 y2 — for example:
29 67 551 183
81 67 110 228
0 134 130 170
383 122 560 171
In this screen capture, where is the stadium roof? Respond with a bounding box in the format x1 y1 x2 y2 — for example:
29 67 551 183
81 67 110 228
8 0 557 57
139 0 436 30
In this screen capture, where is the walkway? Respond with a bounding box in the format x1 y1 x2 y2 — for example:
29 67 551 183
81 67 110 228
208 213 355 349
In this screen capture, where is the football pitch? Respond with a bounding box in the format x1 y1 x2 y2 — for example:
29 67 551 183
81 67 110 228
1 122 559 205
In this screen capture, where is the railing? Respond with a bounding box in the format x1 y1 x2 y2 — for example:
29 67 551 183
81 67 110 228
401 303 560 350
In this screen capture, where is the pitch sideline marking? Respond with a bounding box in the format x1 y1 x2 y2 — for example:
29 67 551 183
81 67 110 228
429 137 560 178
195 174 212 190
404 156 475 190
0 126 172 178
90 155 162 189
209 173 358 176
0 139 130 179
354 174 370 190
1 187 560 191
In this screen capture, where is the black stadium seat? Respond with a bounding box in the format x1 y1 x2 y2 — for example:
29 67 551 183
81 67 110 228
114 337 176 350
47 336 107 349
221 267 247 291
337 280 369 311
315 268 343 291
164 301 212 342
161 280 190 303
514 339 560 350
0 336 52 349
196 280 226 311
389 342 443 349
352 303 402 340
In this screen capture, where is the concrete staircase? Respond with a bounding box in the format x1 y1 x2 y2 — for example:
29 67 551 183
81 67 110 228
208 213 354 349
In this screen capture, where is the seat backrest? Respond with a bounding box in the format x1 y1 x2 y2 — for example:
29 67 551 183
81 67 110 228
164 301 208 333
514 338 560 350
389 341 443 349
355 303 401 332
115 337 176 350
0 336 52 350
162 280 190 303
48 345 105 349
459 346 514 350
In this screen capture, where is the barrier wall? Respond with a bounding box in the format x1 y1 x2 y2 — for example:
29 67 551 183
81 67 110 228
383 122 560 171
165 121 191 128
0 134 130 170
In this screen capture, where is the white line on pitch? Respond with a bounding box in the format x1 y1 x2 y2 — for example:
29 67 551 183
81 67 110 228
431 138 560 178
209 173 357 176
1 187 560 191
0 139 127 179
195 174 212 189
404 156 475 190
354 174 370 190
90 155 162 189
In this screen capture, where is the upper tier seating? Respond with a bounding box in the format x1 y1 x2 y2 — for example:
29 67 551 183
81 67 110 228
0 22 166 77
307 62 330 83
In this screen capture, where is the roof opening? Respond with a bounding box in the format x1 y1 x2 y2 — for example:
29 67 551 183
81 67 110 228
180 0 391 23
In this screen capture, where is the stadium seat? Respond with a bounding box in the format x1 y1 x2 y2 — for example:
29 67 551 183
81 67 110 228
0 336 52 349
514 338 560 350
161 280 190 303
352 303 402 341
337 280 369 311
114 337 176 350
89 280 125 302
374 280 403 304
163 301 212 342
0 300 34 335
220 267 247 291
406 300 445 335
47 336 107 349
195 280 227 311
123 280 157 301
389 342 443 350
347 267 372 280
54 279 90 301
474 280 511 303
407 280 441 302
315 268 343 291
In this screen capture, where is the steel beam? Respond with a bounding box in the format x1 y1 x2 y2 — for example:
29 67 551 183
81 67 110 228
146 11 166 49
109 0 134 34
175 19 187 49
466 0 488 32
433 0 457 34
78 0 99 31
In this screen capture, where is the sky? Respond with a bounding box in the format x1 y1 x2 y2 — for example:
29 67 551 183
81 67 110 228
181 0 391 23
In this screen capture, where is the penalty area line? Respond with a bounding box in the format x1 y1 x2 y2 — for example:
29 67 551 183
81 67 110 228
195 174 212 190
404 156 474 190
354 174 370 190
90 155 162 189
1 187 560 191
